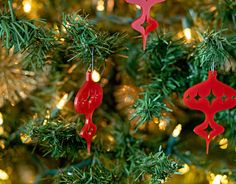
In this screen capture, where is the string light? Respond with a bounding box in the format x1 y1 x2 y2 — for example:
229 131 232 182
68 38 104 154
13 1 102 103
178 164 190 174
183 28 192 41
152 117 168 131
20 133 32 144
219 138 228 149
212 175 222 184
0 169 9 180
152 117 158 124
92 70 101 82
182 17 192 41
209 173 229 184
172 124 182 137
56 93 69 110
96 0 105 11
0 112 3 125
0 127 4 136
0 140 5 149
22 0 32 13
212 175 229 184
136 5 141 9
159 120 167 131
43 110 50 125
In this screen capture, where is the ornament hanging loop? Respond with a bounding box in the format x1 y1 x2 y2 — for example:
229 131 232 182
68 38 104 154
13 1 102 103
88 47 95 72
211 61 215 71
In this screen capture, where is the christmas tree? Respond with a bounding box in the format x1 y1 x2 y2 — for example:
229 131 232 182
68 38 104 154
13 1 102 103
0 0 236 183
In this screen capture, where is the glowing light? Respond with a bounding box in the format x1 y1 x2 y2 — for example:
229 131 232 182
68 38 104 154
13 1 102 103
210 174 229 184
178 164 190 175
0 127 4 135
107 135 114 142
0 112 3 125
0 140 5 149
212 175 222 184
0 169 9 180
219 138 228 149
96 0 105 11
60 38 65 42
56 93 69 110
221 175 229 184
20 133 32 144
159 120 167 131
136 5 141 9
92 70 101 82
68 64 77 74
153 117 159 124
184 28 192 41
172 124 182 137
23 0 32 13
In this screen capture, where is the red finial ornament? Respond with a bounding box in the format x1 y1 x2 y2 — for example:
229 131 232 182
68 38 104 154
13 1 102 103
125 0 165 50
74 71 103 154
183 71 236 154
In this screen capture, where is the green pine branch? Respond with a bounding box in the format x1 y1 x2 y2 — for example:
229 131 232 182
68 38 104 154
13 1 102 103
129 33 188 128
129 148 179 183
0 7 124 70
194 30 236 70
55 163 113 184
131 92 172 129
62 13 125 67
22 117 86 160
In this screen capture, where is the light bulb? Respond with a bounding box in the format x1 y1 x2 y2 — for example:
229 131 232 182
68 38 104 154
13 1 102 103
184 28 192 41
56 93 69 110
178 164 190 174
219 138 228 149
159 120 167 131
92 70 101 82
172 124 182 137
212 175 222 184
96 0 105 11
23 0 31 13
0 169 9 180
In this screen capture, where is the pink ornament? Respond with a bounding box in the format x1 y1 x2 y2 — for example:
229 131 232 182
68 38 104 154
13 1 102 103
183 71 236 154
125 0 165 50
74 71 103 154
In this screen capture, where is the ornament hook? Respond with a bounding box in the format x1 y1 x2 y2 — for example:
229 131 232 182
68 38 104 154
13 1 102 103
211 61 215 71
88 47 95 72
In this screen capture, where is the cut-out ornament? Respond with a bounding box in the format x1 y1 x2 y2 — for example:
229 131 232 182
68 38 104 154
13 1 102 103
183 71 236 154
74 71 103 154
125 0 165 50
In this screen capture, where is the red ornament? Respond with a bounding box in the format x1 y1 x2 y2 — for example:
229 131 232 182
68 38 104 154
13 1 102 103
74 71 103 154
125 0 165 50
183 71 236 154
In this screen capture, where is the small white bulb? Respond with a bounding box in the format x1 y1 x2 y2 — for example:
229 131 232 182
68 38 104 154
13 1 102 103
23 0 31 13
92 70 101 82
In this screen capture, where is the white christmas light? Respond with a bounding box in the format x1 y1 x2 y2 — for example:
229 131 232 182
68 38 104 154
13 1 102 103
178 164 190 174
212 175 222 184
56 93 69 110
92 70 101 82
184 28 192 41
219 138 228 149
172 124 182 137
0 169 9 180
96 0 105 11
23 0 31 13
